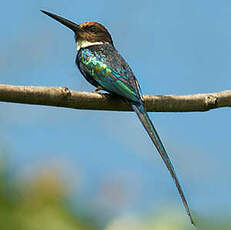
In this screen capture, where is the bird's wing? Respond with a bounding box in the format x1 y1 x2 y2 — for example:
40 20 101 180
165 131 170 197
78 46 142 103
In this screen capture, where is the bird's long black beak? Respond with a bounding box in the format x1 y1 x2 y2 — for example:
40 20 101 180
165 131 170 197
41 10 80 32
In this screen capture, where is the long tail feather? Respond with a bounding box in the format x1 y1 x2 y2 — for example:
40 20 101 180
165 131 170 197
131 102 195 226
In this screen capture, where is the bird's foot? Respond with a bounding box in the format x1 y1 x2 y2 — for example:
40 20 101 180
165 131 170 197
92 86 104 93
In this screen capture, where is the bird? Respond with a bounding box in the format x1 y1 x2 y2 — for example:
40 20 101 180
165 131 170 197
41 10 195 226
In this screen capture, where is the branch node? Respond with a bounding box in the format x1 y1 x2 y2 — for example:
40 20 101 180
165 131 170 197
205 95 218 110
60 87 71 98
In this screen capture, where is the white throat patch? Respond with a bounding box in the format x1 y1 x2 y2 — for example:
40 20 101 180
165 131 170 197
77 40 104 51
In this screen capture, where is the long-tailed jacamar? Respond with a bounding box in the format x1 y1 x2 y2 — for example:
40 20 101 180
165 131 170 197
41 10 195 226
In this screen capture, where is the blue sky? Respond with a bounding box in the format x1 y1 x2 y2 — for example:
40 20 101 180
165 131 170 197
1 0 231 225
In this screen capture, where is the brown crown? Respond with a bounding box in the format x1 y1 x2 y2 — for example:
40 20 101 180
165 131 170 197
75 21 113 45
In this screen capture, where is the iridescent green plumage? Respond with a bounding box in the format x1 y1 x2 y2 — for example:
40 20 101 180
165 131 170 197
77 44 141 102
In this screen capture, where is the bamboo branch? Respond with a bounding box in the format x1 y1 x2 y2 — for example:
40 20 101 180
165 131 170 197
0 84 230 112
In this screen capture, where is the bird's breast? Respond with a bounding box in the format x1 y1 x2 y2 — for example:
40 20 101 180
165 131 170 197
79 48 112 80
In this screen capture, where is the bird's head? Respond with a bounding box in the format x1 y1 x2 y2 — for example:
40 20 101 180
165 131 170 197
41 10 113 50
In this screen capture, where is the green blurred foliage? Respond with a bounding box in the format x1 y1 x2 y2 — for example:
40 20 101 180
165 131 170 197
0 158 98 230
0 152 231 230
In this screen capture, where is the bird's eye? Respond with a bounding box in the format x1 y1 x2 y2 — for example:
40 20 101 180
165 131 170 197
89 27 98 33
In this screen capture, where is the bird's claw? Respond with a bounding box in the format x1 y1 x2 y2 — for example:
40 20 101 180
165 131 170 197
92 86 104 93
